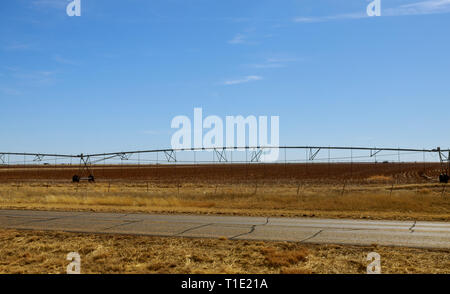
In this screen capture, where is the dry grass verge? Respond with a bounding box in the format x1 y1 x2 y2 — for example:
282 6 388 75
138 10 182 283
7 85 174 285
0 229 448 274
0 182 449 221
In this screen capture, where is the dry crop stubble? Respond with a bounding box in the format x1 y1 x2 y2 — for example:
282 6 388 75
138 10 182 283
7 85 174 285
0 229 448 274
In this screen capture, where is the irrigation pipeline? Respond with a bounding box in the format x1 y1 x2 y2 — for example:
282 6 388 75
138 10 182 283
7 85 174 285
1 146 449 159
1 146 449 183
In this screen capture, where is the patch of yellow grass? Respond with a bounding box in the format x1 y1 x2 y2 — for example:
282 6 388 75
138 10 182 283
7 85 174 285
261 247 309 267
366 175 393 183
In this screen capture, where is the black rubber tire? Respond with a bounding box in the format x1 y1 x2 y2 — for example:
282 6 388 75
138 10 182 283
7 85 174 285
72 175 80 183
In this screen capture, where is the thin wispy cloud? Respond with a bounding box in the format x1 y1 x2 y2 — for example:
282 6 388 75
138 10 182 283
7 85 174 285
100 53 120 59
228 33 247 44
250 63 285 69
225 17 253 23
3 42 33 51
293 0 450 23
0 87 21 96
386 0 450 16
223 75 263 85
54 55 77 65
31 0 68 9
294 13 365 23
5 67 58 86
141 130 160 135
228 27 258 45
248 57 301 69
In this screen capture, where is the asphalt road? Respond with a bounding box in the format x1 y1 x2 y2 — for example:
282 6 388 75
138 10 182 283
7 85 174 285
0 209 449 249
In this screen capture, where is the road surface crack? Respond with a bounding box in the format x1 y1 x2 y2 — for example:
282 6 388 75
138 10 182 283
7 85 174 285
13 213 87 226
103 220 143 231
173 223 213 236
299 229 325 243
409 221 417 233
229 217 269 240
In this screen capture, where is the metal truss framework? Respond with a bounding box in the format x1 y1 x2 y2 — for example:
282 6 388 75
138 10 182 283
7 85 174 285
250 149 263 162
214 149 227 162
1 146 450 183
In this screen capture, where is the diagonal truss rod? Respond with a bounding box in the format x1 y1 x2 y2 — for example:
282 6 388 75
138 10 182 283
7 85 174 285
164 150 177 162
437 148 450 173
370 149 382 157
309 148 321 161
214 149 227 162
250 149 263 162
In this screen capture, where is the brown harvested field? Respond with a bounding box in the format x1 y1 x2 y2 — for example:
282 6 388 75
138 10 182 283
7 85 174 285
0 228 448 274
0 163 448 221
0 162 444 184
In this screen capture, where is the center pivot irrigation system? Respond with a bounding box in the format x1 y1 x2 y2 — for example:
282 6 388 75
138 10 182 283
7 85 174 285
0 146 449 183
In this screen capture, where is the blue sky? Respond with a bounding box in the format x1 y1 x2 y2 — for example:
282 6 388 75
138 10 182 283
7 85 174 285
1 0 449 155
